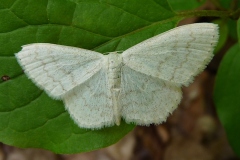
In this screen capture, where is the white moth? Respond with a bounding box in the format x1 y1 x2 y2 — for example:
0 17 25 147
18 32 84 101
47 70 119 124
15 23 219 129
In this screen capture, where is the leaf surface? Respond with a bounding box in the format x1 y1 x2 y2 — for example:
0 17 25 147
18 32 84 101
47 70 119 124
214 43 240 157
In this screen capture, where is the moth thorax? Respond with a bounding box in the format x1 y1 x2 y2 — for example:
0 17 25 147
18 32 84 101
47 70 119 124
107 53 122 89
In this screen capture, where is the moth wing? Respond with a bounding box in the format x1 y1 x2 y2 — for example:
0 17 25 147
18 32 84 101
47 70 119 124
15 43 103 99
63 68 115 129
120 66 182 125
122 23 219 87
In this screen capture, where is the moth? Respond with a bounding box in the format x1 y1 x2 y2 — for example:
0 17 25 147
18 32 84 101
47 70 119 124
15 23 219 129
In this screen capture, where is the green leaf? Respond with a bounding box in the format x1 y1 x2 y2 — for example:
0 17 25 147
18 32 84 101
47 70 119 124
218 0 231 9
0 0 180 153
227 19 238 40
219 0 240 9
168 0 206 11
213 19 228 54
214 44 240 157
238 18 240 42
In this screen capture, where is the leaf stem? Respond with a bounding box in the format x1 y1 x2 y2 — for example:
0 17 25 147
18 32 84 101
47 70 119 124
177 10 232 19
